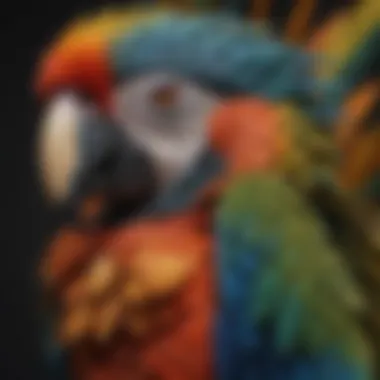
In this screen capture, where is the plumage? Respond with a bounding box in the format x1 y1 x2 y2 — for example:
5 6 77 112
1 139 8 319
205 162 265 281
33 0 380 379
215 173 372 379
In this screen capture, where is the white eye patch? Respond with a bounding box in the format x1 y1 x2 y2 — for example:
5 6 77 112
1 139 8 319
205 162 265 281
111 72 220 188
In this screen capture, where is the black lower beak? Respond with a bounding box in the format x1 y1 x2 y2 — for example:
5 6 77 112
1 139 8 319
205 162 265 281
65 116 157 227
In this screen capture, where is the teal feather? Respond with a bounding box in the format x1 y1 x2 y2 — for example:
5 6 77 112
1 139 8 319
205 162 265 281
110 14 319 113
110 11 380 128
251 268 281 320
275 291 302 353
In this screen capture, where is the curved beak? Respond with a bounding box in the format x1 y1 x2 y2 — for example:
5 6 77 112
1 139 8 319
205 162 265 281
37 93 158 226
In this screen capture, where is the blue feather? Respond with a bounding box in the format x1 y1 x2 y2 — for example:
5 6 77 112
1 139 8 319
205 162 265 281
110 14 319 113
110 13 380 128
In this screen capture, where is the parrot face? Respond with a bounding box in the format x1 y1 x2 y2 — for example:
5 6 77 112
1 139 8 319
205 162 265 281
34 3 380 380
38 72 219 224
34 8 316 225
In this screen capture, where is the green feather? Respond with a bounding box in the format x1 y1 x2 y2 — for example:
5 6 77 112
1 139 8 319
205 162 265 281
218 172 372 367
252 268 281 320
275 290 302 352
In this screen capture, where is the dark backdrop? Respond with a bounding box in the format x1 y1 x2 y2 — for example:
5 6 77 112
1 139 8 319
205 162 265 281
0 0 351 379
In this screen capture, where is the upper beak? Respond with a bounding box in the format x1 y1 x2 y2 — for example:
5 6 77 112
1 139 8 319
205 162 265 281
37 93 158 225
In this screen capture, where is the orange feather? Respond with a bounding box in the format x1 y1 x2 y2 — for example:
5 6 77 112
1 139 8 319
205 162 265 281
41 208 215 380
209 98 288 177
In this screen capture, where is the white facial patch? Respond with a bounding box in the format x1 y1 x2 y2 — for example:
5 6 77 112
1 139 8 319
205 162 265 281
111 73 220 189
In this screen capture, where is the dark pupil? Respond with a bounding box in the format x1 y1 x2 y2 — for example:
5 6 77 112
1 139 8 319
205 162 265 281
150 84 179 109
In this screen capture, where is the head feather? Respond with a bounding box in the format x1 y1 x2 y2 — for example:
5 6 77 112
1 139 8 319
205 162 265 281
34 5 176 105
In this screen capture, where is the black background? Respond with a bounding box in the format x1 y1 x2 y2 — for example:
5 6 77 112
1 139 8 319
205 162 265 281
0 0 351 379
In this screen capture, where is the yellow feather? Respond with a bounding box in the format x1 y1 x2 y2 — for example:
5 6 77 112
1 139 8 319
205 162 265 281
48 5 196 53
314 0 380 80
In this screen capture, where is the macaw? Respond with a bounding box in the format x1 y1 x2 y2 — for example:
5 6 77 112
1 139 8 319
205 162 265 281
34 1 380 379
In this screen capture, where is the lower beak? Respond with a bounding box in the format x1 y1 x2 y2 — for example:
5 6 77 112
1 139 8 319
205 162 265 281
38 94 157 226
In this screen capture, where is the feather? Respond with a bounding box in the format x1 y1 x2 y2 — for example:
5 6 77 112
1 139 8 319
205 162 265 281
307 183 380 377
110 13 317 102
285 0 317 44
313 0 380 81
215 172 373 379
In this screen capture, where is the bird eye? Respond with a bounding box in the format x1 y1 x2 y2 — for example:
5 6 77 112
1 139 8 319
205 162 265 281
112 73 218 133
149 83 179 109
148 82 183 125
111 72 220 187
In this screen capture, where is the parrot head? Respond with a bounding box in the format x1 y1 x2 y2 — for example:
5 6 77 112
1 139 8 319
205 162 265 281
34 6 319 226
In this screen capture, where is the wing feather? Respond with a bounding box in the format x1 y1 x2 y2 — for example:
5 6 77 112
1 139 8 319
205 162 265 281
215 172 373 379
